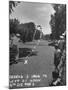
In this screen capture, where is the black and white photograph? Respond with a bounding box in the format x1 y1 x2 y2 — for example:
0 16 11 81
9 1 66 89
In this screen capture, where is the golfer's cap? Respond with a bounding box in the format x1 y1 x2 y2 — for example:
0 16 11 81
57 49 61 52
16 33 20 37
60 36 64 39
62 32 66 36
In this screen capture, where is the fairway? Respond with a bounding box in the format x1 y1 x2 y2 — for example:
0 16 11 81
9 40 55 87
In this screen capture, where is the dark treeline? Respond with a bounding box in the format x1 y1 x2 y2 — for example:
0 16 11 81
50 4 66 40
17 22 35 42
49 4 66 86
9 18 41 43
43 34 50 40
44 4 66 41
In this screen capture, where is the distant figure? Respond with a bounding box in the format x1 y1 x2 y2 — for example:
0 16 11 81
54 45 61 69
11 34 20 45
58 36 65 52
49 69 60 86
11 34 20 60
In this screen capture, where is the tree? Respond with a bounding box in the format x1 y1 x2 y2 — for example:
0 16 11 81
10 19 19 34
50 4 66 40
17 22 36 43
34 30 40 40
9 1 20 14
9 1 20 34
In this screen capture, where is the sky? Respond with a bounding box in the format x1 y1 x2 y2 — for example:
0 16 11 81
10 1 55 34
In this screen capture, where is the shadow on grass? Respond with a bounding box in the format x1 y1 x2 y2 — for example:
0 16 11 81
19 48 37 58
10 47 38 65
